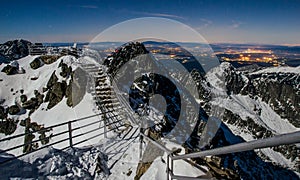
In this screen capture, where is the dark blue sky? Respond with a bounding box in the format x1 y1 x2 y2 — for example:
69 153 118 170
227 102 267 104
1 0 299 44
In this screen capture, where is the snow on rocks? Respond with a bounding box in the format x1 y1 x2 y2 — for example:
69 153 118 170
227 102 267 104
250 65 300 75
0 146 110 179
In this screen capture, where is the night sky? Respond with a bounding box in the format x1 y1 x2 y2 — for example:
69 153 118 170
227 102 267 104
0 0 299 44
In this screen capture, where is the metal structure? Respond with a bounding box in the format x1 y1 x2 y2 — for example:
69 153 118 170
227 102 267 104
0 110 123 165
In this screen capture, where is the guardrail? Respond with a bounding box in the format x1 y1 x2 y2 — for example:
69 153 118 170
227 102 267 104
0 109 123 165
139 130 300 180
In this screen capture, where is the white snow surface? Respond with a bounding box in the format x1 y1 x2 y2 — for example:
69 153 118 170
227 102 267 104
250 65 300 75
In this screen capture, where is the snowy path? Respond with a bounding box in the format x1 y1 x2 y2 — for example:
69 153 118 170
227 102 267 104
80 63 143 179
101 125 141 179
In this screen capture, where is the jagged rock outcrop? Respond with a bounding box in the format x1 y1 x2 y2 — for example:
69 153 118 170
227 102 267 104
45 77 66 109
43 60 85 109
222 63 300 128
0 118 18 135
39 55 61 64
65 67 87 107
21 90 44 115
1 60 25 75
189 121 299 179
0 39 31 60
22 98 38 110
198 63 300 174
30 57 42 69
58 60 72 78
103 42 148 76
8 105 21 115
0 53 8 63
0 106 6 119
1 65 18 75
0 106 17 135
20 94 27 103
248 73 299 127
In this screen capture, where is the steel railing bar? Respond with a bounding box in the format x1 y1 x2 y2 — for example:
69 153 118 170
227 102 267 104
70 119 103 132
0 137 70 165
172 131 300 160
170 173 207 180
71 126 104 139
71 127 119 147
0 129 72 154
140 132 172 154
0 113 105 142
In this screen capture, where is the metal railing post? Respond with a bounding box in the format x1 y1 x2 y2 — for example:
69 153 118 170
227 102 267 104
139 129 143 161
104 116 107 138
68 121 73 147
167 154 170 180
170 154 173 180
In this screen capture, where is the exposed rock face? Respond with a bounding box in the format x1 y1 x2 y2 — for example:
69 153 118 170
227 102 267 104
46 71 58 89
20 95 27 103
247 73 299 127
189 122 299 179
8 105 21 115
45 77 66 109
195 63 300 175
0 118 18 135
223 63 300 128
0 39 31 60
1 65 18 75
39 55 61 64
0 53 8 63
58 60 72 78
21 90 44 115
66 67 87 107
22 98 38 110
30 57 42 69
103 42 148 76
1 60 25 75
0 106 18 135
0 106 6 119
43 60 85 109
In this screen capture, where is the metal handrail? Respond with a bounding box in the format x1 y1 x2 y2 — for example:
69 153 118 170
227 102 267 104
0 113 108 165
140 132 172 154
167 131 300 180
172 130 300 160
0 113 106 142
139 130 300 180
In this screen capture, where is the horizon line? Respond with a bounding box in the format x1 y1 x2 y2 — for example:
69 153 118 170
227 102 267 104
1 39 300 47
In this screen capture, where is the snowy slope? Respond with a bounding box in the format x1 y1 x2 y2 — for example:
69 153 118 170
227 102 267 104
205 63 300 171
250 65 300 75
0 55 104 155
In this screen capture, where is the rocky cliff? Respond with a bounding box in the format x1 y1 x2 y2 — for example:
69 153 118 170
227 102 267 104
0 39 31 60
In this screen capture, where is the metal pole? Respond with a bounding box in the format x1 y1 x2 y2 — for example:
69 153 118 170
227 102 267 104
68 121 73 147
167 154 170 180
170 154 173 180
173 131 300 160
140 133 171 153
139 127 144 161
104 115 107 138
